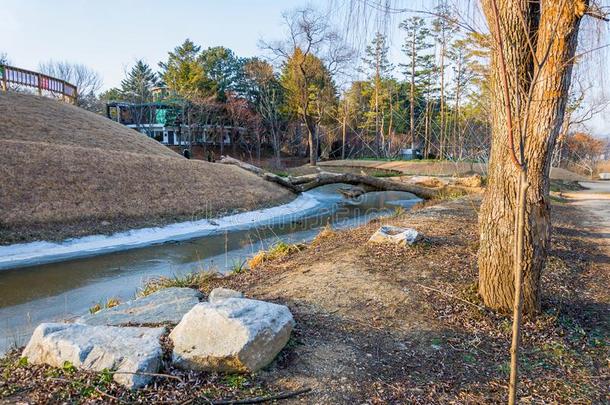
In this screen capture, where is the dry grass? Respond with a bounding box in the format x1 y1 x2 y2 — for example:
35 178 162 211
318 159 589 182
0 92 294 244
318 159 487 176
0 92 177 157
137 271 223 298
596 159 610 174
246 241 303 269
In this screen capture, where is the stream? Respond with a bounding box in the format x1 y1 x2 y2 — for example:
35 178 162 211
0 184 421 353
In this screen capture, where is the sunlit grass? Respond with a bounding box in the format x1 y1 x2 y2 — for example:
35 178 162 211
247 241 304 269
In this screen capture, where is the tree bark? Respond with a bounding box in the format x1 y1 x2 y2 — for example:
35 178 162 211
305 117 318 166
342 105 347 160
439 42 446 159
478 0 585 314
410 28 416 151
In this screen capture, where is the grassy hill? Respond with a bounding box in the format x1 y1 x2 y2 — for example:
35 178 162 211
0 92 294 244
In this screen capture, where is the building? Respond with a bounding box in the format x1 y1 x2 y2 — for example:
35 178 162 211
105 100 243 146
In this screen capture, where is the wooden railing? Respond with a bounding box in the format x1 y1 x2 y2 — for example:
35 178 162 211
0 64 78 104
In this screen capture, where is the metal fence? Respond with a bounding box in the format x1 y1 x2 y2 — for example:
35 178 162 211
0 64 77 103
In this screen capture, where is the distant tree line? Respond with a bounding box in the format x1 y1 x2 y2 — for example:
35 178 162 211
1 4 605 169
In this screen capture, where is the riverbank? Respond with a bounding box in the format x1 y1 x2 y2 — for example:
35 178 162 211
316 158 590 181
0 92 294 245
0 192 323 271
1 192 607 403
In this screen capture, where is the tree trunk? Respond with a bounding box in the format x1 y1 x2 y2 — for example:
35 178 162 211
305 117 317 166
272 126 281 168
342 109 347 160
478 0 585 314
410 29 416 151
454 56 462 160
375 72 381 157
439 43 446 159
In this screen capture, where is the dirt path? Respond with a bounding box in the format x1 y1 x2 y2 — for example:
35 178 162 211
563 181 610 255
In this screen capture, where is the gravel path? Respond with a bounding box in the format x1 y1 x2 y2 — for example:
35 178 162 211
564 181 610 255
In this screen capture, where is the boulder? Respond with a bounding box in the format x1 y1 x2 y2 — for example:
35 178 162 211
369 226 421 246
22 323 165 389
170 298 294 373
78 287 202 326
208 287 244 304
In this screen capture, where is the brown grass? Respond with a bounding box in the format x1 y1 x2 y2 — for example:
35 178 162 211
0 92 294 244
318 159 589 181
596 159 610 174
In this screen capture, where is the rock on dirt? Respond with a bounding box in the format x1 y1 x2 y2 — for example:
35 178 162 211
22 323 165 389
170 298 294 373
78 287 202 326
208 287 244 304
368 225 421 246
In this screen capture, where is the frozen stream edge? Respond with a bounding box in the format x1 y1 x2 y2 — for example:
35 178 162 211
0 192 328 271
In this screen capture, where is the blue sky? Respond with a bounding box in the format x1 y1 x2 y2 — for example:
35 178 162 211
1 0 330 89
2 0 608 134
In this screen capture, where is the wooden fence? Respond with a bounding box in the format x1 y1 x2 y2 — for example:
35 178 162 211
0 64 78 104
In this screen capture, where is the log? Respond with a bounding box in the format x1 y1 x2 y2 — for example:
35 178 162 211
294 172 439 199
260 172 301 192
219 155 440 200
219 156 265 175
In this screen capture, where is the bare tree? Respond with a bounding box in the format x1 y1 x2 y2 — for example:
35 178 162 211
262 7 353 165
38 60 103 109
244 58 285 167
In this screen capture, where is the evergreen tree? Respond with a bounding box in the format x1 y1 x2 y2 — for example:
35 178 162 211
400 17 434 150
280 47 337 162
120 60 158 103
159 39 205 98
361 32 393 156
431 2 458 159
199 46 246 100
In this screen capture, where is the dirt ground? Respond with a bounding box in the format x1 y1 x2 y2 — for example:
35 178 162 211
1 191 607 404
217 195 607 404
317 159 590 182
0 92 294 244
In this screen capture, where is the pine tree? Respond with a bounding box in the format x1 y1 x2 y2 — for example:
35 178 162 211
431 2 458 159
120 60 158 103
159 39 205 98
199 46 246 100
399 17 434 152
361 32 393 156
280 47 336 164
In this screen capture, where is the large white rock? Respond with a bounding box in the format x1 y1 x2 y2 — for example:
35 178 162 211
369 225 421 246
78 287 202 326
170 298 294 373
22 323 165 389
208 287 244 304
